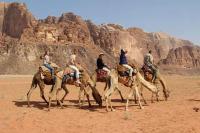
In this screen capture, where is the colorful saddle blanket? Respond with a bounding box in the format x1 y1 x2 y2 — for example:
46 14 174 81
96 69 108 79
117 65 130 77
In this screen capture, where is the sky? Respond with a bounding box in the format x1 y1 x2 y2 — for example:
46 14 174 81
3 0 200 44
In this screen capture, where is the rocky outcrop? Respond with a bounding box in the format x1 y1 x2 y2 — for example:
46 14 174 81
0 2 10 33
20 12 92 45
0 2 199 74
2 2 37 38
161 45 200 68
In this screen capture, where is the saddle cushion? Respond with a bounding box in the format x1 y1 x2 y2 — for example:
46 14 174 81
142 65 153 74
63 67 74 75
117 65 129 72
96 69 108 79
117 65 131 77
40 63 60 72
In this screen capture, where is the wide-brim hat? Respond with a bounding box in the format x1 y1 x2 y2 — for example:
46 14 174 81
99 53 104 55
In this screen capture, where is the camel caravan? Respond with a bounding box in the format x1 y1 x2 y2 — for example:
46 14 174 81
27 49 170 111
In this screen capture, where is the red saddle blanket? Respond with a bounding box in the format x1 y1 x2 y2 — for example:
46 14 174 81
96 69 108 79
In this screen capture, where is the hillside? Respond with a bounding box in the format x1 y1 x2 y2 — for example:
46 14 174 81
0 2 199 74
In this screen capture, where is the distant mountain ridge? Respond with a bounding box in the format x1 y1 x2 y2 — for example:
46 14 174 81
0 2 199 74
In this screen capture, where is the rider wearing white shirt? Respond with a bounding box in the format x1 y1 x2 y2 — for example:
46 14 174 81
68 50 81 84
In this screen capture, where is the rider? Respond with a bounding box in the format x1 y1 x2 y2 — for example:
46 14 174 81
96 53 110 74
144 50 157 81
43 51 54 78
68 49 81 84
119 49 134 80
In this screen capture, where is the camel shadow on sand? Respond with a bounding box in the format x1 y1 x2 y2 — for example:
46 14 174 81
13 100 103 112
187 99 200 102
13 98 150 112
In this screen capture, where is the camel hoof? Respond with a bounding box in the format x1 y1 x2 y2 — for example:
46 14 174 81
125 108 129 111
111 109 116 112
140 107 144 109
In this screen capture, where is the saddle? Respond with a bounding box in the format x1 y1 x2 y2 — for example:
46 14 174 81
96 69 108 80
39 63 60 80
62 67 83 85
117 65 130 77
141 64 153 74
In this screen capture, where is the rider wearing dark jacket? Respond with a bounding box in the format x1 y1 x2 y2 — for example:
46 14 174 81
97 58 106 69
96 53 110 74
119 49 128 65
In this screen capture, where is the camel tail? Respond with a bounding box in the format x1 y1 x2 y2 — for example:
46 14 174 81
136 72 157 93
90 85 102 106
31 73 38 88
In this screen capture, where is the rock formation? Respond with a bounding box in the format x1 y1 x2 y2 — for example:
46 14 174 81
0 2 199 74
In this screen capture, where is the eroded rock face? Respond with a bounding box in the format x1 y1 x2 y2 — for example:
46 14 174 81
161 46 200 68
2 2 37 38
0 2 199 74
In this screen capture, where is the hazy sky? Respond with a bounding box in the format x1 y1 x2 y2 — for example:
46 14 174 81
3 0 200 44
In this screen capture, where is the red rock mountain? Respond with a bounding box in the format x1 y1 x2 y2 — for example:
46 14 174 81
0 2 199 74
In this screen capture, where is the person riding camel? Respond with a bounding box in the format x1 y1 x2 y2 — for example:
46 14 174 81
119 49 134 82
144 50 157 82
68 49 81 84
97 53 110 75
43 51 54 78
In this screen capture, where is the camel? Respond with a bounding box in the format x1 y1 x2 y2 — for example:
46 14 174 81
102 66 158 111
90 70 125 102
27 66 102 110
27 64 60 107
140 66 170 102
47 68 102 111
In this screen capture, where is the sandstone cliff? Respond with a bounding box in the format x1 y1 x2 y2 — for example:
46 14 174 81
0 2 199 74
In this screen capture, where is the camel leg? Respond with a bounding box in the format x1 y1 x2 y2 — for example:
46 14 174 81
140 91 147 104
104 82 108 91
78 86 84 107
109 95 115 111
126 87 134 111
133 90 137 104
154 81 160 102
86 93 91 107
56 88 63 109
105 96 109 112
138 84 147 104
151 92 155 103
135 86 143 109
38 82 48 105
48 77 60 111
61 85 69 103
117 89 125 102
27 86 36 107
104 87 114 112
101 83 108 101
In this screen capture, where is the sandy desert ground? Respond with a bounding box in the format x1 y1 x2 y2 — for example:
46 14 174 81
0 75 200 133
